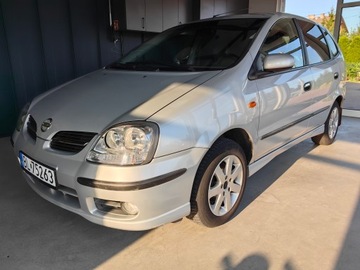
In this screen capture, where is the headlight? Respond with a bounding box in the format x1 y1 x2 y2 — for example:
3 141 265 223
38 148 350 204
15 103 30 132
87 122 159 166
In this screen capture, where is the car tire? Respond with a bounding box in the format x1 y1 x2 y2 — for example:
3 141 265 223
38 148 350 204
188 138 247 227
311 102 341 145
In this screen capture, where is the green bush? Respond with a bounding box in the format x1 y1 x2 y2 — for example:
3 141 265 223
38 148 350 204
346 63 360 81
321 10 360 81
339 35 360 81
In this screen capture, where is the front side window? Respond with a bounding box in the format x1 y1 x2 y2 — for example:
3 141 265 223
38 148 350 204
108 18 266 71
297 20 331 64
255 18 304 73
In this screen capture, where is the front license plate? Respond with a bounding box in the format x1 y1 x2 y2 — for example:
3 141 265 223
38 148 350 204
19 152 57 188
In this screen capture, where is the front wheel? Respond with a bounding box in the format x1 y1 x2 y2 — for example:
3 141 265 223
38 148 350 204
311 102 341 145
188 138 248 227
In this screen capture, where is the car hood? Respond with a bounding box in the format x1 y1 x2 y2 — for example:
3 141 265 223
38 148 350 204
29 69 220 138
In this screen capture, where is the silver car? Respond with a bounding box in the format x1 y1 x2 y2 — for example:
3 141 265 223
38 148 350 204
12 13 346 230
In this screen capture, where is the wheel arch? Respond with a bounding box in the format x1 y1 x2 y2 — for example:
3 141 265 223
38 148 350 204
335 95 344 126
188 136 249 224
219 128 253 165
188 128 253 219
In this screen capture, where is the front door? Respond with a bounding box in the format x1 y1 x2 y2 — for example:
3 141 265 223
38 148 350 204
251 18 315 160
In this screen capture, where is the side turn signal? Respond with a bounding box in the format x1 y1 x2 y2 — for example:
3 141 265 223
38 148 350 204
248 101 257 108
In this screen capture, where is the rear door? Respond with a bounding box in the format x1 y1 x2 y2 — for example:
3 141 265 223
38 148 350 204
296 19 342 129
251 18 315 159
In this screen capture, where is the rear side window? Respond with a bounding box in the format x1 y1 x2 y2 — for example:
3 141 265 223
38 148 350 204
322 28 339 57
255 18 304 72
297 20 331 64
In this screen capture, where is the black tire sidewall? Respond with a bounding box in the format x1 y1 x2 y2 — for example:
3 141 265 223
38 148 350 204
194 139 247 227
325 103 340 141
312 102 340 145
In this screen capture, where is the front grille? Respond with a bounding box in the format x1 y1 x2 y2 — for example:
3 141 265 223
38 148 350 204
50 131 97 153
27 115 37 141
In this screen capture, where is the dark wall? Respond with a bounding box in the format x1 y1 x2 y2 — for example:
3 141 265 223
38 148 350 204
0 0 248 137
0 0 145 136
0 1 17 136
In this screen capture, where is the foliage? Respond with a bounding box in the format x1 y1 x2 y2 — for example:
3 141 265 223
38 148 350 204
321 9 335 34
320 8 348 36
338 34 360 81
346 63 360 80
322 9 360 81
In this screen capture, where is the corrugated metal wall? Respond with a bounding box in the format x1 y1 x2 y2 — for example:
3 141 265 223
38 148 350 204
0 0 250 137
0 0 136 136
0 1 17 137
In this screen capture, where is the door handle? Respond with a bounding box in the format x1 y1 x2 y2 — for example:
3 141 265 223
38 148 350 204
334 72 339 79
304 82 312 91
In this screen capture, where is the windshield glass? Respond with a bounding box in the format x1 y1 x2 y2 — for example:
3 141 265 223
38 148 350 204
108 18 267 71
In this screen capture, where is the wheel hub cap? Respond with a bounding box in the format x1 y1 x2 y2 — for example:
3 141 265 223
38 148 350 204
208 155 243 216
328 107 339 139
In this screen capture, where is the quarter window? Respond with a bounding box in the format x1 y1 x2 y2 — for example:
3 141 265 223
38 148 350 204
297 20 331 64
322 28 339 58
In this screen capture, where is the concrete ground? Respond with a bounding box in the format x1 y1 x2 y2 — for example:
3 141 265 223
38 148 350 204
343 82 360 111
1 117 359 270
343 82 360 118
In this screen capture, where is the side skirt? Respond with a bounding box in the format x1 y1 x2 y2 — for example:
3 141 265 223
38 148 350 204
248 125 324 177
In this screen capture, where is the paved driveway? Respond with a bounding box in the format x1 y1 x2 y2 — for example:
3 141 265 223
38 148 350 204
1 117 359 270
344 82 360 110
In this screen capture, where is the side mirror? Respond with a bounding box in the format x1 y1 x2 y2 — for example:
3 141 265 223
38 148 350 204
263 54 295 71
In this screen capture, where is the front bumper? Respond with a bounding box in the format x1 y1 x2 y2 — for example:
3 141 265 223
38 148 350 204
12 129 206 231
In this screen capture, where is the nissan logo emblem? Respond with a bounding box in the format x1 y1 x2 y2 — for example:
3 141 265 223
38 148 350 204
41 118 52 132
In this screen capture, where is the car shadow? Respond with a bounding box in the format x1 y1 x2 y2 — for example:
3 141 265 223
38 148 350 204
235 139 317 216
1 135 315 269
0 137 150 270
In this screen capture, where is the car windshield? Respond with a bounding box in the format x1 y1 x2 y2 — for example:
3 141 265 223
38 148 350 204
108 18 267 72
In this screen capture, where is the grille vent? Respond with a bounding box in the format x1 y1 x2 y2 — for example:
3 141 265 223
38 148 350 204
27 115 37 141
50 131 97 153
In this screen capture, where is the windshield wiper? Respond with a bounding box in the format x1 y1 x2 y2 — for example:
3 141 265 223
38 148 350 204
107 62 157 71
107 61 198 72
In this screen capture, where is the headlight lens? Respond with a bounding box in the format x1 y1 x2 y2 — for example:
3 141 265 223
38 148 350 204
15 103 30 132
87 122 159 166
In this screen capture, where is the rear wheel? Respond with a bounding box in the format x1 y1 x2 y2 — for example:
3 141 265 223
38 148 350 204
311 102 340 145
188 138 247 227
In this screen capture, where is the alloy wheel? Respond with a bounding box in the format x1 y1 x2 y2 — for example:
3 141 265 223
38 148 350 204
208 155 243 216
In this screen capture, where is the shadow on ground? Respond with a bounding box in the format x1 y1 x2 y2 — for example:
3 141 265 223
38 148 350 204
1 117 359 270
0 138 149 270
236 139 317 216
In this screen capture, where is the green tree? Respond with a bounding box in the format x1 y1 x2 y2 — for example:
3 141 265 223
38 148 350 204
339 35 351 59
343 35 360 80
350 26 360 37
321 10 360 81
321 8 336 34
320 8 348 36
348 36 360 62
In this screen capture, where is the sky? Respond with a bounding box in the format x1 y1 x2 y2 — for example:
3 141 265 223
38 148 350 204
285 0 360 32
285 0 337 17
